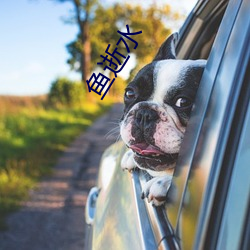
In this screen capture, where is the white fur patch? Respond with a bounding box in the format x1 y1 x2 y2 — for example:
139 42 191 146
121 149 135 171
142 175 173 206
153 121 183 154
120 118 134 144
152 59 206 104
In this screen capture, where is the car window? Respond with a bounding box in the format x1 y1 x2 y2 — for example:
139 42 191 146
177 0 228 60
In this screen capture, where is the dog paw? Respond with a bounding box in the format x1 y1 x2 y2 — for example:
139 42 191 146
121 149 135 172
141 175 172 206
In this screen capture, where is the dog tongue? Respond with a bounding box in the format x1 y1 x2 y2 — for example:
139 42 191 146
130 143 163 155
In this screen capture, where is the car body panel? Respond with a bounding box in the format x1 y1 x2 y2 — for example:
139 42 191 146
92 142 159 250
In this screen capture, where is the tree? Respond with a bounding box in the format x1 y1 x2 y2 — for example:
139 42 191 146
56 2 177 98
66 3 173 79
53 0 98 94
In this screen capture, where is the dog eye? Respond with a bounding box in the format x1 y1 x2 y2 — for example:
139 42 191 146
125 89 136 99
175 97 192 108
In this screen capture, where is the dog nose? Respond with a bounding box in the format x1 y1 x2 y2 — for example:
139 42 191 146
135 109 159 130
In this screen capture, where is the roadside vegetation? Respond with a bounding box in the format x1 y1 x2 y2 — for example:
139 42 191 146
0 0 181 232
0 78 115 230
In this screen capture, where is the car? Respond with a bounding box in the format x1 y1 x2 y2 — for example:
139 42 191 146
85 0 250 249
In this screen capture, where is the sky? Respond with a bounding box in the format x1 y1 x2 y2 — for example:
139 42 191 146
0 0 197 96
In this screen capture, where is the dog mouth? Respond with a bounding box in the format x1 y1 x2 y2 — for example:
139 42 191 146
129 143 178 164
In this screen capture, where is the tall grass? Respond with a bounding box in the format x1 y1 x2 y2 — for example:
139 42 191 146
0 95 112 230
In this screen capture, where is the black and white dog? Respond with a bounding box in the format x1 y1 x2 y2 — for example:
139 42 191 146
120 33 206 206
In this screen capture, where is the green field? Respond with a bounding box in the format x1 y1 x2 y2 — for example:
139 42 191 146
0 95 112 229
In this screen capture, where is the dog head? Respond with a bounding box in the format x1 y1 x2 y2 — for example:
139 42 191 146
120 33 206 174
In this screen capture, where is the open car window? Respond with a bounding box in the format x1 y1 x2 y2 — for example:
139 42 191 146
135 0 231 247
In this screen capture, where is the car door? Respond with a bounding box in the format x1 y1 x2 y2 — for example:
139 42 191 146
166 0 250 249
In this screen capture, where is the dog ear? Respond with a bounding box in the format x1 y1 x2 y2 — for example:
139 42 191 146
153 32 179 61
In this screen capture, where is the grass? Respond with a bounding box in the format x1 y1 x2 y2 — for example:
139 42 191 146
0 95 112 230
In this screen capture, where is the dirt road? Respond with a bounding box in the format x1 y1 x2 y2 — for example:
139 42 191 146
0 103 123 250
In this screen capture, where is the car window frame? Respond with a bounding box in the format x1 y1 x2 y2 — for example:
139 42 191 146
177 0 229 60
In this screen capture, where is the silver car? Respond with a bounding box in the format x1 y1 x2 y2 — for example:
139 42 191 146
85 0 250 249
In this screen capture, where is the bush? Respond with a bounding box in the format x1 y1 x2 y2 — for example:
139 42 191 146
0 99 112 229
48 77 85 108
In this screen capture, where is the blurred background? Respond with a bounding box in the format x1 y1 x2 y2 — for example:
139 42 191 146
0 0 196 231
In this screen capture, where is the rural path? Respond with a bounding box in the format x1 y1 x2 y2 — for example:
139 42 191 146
0 103 124 250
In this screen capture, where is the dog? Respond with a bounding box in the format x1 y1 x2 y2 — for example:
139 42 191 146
120 33 206 206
